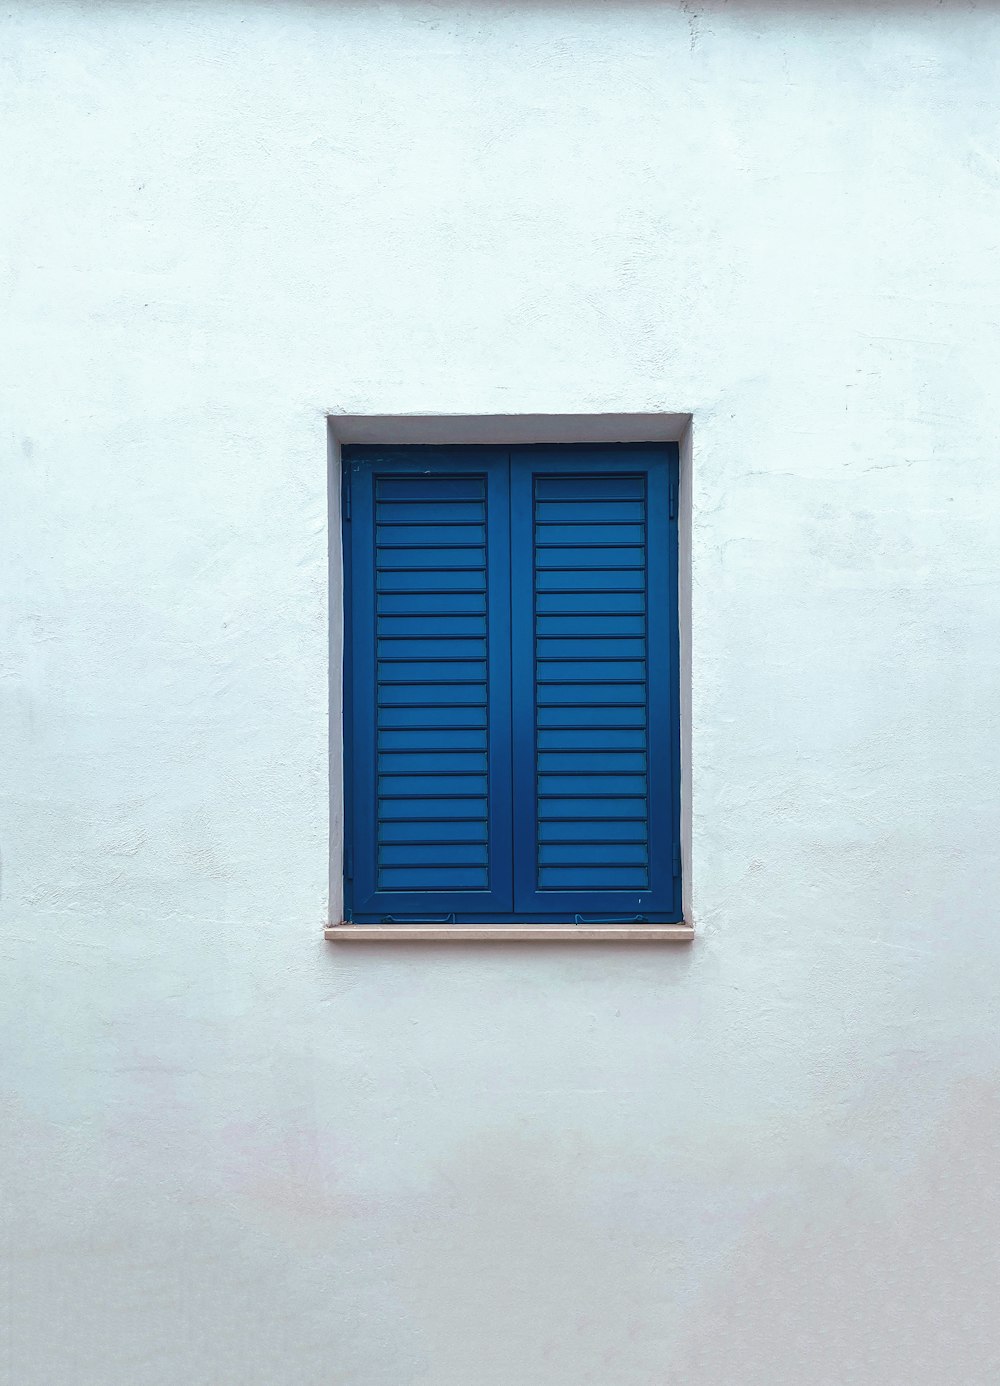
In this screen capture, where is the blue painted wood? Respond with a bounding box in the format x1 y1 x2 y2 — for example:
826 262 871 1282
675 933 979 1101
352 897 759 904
378 867 486 889
538 773 648 795
377 590 487 614
377 797 488 821
538 728 646 750
538 751 647 772
379 819 487 843
534 475 646 499
376 476 484 499
540 867 649 888
537 682 646 704
538 821 648 843
344 447 513 918
343 442 680 924
536 660 647 682
377 705 488 728
510 444 680 920
376 523 486 546
377 569 486 592
379 843 489 866
538 637 646 659
378 546 486 569
535 545 644 568
535 590 645 613
376 500 485 523
376 726 484 748
536 569 645 591
535 500 645 522
536 523 645 544
538 798 648 819
378 751 486 772
378 615 486 637
536 704 646 728
378 660 488 683
538 843 648 865
537 614 646 636
377 683 486 705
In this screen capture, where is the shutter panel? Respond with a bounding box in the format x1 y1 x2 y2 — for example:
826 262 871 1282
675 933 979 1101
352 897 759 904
345 443 680 927
345 448 513 920
510 446 681 922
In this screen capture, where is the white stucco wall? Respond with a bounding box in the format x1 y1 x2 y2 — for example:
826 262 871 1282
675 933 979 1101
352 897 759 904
4 2 1000 1382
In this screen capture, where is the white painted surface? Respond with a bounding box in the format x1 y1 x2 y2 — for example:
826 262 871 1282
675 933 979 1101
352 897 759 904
4 3 1000 1382
330 411 691 444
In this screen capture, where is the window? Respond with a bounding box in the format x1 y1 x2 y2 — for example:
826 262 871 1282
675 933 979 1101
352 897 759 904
342 443 681 927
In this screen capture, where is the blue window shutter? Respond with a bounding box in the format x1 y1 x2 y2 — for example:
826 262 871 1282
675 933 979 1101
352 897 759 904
344 448 513 921
344 443 680 925
509 445 681 922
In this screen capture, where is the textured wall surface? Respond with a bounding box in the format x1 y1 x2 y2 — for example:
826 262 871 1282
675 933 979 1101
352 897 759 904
4 2 1000 1382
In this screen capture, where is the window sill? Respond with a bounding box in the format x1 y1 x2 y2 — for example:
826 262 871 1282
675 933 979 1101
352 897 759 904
325 923 694 942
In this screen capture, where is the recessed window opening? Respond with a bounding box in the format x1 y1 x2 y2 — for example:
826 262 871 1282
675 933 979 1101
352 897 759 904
342 443 681 927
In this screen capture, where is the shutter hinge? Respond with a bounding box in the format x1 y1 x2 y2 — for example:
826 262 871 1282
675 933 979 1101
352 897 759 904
345 842 353 879
342 481 351 521
669 479 677 520
672 842 682 878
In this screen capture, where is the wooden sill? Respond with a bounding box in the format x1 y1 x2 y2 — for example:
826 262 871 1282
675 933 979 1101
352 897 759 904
325 923 694 942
